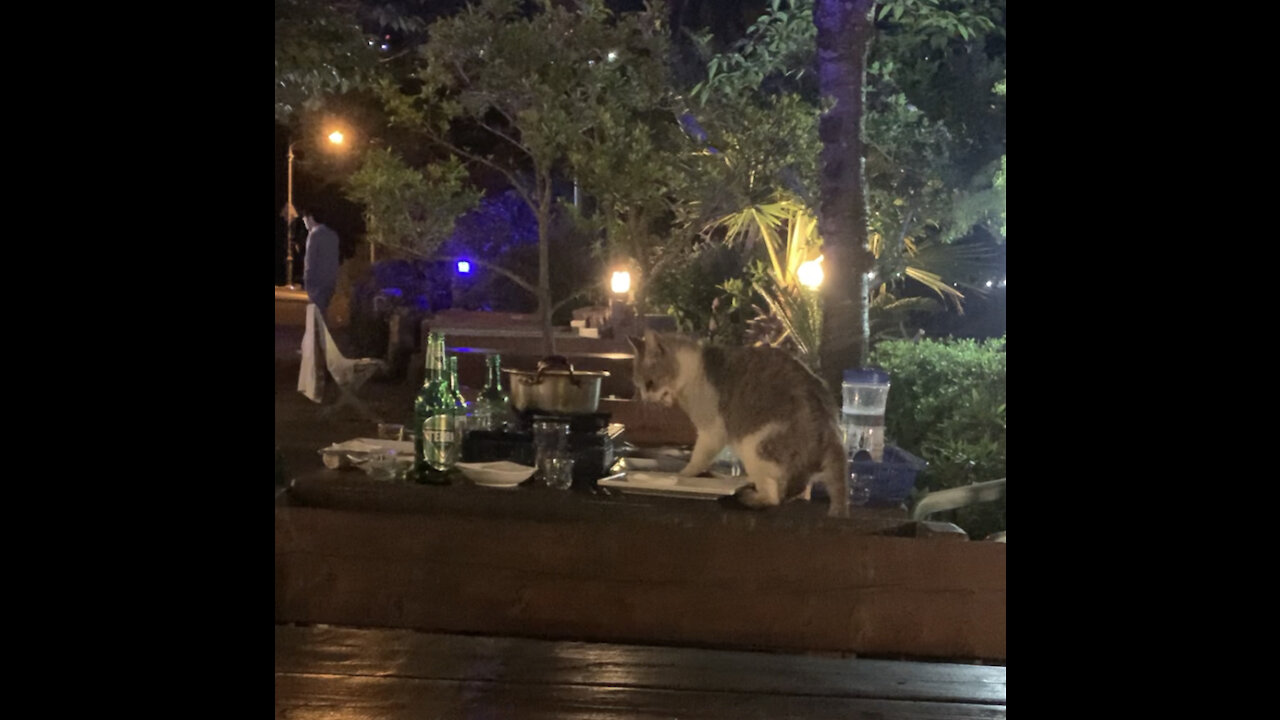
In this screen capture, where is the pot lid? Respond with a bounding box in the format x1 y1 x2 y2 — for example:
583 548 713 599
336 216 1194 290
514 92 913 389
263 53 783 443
504 368 611 377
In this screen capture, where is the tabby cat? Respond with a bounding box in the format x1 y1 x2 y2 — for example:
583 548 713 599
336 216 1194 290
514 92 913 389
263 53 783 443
628 330 849 517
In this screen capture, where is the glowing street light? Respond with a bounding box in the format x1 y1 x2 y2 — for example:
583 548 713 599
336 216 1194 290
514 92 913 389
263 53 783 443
797 256 824 289
610 270 631 295
283 129 346 289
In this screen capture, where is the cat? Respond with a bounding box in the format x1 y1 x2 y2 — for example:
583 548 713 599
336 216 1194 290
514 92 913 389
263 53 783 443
627 329 849 518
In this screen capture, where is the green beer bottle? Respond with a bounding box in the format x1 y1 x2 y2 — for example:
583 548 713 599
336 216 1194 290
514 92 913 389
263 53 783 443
448 354 471 437
448 355 469 412
473 354 510 431
413 332 457 482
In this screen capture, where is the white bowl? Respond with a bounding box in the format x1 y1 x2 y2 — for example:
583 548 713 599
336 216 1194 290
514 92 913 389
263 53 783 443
456 461 537 488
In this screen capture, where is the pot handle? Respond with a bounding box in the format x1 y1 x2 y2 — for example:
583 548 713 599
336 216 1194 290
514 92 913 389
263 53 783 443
534 355 582 386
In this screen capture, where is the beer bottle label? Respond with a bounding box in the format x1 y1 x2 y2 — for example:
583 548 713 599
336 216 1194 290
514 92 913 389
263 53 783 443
422 414 458 469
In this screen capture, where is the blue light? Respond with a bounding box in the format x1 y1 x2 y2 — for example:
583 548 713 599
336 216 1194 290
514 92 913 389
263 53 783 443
457 260 472 274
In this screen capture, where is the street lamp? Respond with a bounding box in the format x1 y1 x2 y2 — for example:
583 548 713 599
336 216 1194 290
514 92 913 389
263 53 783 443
797 256 824 289
610 270 631 294
608 269 634 335
283 130 345 289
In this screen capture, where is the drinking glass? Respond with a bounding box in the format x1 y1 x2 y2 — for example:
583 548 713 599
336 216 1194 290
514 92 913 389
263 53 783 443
849 471 872 507
542 453 576 490
532 420 570 468
365 447 402 481
377 423 406 441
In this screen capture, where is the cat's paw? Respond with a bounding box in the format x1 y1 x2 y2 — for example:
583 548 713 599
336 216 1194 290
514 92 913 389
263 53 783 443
729 483 777 511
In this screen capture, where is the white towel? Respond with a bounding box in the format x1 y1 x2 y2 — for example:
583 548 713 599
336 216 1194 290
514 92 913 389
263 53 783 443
297 303 326 403
315 305 376 386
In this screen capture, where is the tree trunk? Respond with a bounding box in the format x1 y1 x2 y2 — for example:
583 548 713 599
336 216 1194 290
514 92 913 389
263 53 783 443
815 0 877 398
538 180 556 357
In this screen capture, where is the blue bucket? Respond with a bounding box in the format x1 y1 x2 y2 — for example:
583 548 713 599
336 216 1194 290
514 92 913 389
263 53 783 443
850 445 927 507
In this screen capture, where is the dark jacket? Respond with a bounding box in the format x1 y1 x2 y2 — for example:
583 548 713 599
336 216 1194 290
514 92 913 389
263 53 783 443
303 223 340 312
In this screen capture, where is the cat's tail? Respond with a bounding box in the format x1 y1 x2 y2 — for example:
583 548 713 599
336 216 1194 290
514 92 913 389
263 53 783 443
823 442 850 518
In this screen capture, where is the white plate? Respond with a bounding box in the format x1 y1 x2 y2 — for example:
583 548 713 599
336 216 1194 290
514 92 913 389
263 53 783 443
624 471 681 486
615 456 687 473
625 446 692 461
320 438 416 469
456 461 537 488
598 471 750 500
319 438 416 457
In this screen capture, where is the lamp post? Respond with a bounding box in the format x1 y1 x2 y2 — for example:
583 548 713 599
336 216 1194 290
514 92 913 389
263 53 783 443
282 130 345 289
609 269 633 334
284 140 299 289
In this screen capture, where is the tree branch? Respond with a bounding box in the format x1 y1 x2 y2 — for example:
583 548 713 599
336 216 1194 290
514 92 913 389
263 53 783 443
373 241 540 297
476 119 536 168
896 196 919 250
423 128 537 211
378 49 413 63
438 254 539 296
451 59 470 85
550 281 601 314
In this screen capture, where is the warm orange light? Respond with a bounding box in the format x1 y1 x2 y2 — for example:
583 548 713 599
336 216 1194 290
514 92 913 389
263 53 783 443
328 131 345 144
610 270 631 294
797 256 824 289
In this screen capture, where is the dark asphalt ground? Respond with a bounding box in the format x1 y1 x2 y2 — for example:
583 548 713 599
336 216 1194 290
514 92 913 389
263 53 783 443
275 309 421 482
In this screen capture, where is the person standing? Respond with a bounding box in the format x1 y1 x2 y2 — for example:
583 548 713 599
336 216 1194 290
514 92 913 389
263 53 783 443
297 209 340 403
301 209 340 316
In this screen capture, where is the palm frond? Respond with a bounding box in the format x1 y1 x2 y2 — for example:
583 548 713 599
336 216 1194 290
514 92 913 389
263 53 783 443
881 296 942 314
784 209 819 281
904 266 967 312
908 239 1004 285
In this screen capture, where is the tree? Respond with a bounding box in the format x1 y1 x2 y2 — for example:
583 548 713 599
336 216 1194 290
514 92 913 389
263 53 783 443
567 100 693 316
674 0 1003 375
679 0 1003 374
373 0 675 354
813 0 878 395
863 0 1005 311
278 0 1005 362
275 0 391 120
342 146 483 258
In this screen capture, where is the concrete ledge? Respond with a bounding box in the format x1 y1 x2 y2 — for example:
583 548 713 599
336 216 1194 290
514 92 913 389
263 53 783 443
276 497 1006 661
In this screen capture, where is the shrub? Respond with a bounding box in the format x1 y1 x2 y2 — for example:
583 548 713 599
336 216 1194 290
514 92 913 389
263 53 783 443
870 335 1005 538
648 242 750 340
345 257 449 357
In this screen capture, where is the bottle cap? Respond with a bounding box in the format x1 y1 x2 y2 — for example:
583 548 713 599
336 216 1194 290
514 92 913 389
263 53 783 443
843 367 890 385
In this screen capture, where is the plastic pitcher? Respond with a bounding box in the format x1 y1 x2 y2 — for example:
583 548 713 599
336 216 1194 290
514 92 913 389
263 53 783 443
841 368 890 462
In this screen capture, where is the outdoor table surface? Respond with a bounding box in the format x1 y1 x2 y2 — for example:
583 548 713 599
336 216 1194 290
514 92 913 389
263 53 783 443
282 468 914 536
447 344 635 361
275 623 1006 719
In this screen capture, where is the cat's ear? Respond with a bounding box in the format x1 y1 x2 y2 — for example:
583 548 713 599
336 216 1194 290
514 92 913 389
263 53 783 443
645 329 667 357
627 335 645 357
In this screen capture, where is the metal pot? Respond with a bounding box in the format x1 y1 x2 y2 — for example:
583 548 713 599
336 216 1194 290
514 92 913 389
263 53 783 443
504 355 610 415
